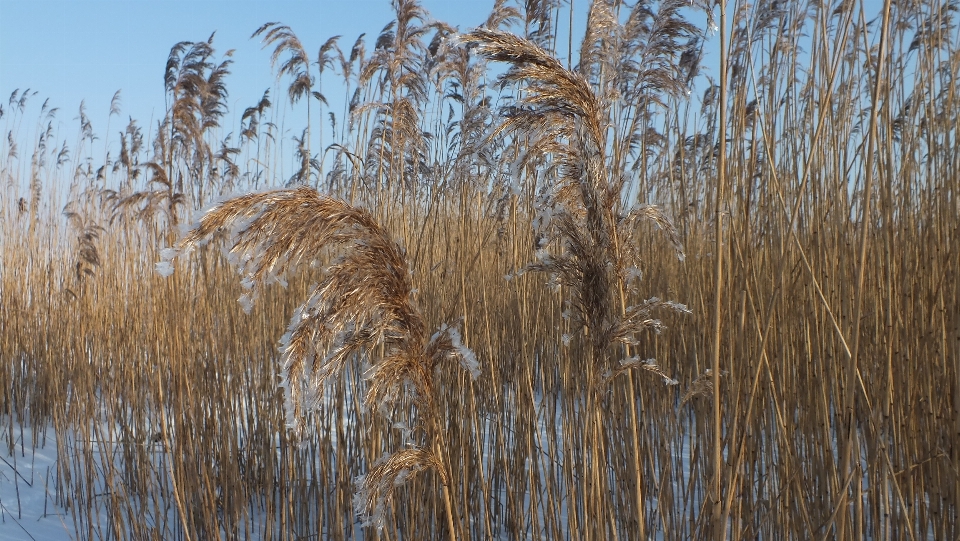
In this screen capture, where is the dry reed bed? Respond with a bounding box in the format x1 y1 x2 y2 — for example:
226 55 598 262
1 0 958 539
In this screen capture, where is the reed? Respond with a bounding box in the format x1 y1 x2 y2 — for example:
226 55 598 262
1 0 958 539
159 186 477 538
467 26 691 540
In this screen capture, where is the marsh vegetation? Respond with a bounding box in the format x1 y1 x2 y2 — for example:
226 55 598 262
1 0 958 539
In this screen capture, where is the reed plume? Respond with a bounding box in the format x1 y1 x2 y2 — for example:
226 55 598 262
63 201 103 298
253 23 319 183
467 27 690 540
466 26 687 392
158 186 474 538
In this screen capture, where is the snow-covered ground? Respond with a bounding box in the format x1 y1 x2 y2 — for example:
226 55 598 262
0 425 73 540
2 406 927 540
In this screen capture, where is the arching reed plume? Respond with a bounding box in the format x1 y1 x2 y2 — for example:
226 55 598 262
466 27 690 539
157 186 475 539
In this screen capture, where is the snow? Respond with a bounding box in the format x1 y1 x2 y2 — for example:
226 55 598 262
0 424 73 540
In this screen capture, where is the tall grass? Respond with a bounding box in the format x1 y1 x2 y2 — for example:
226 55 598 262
1 0 958 539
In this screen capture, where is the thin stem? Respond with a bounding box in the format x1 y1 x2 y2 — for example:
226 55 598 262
711 1 729 539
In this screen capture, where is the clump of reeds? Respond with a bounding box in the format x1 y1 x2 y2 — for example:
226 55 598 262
62 201 103 299
158 186 476 538
466 27 691 540
4 1 960 539
464 25 688 387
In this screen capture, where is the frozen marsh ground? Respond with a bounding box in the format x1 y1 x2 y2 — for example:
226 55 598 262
0 425 73 540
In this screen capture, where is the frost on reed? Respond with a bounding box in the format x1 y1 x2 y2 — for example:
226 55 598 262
467 25 695 539
158 186 474 534
466 28 690 386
